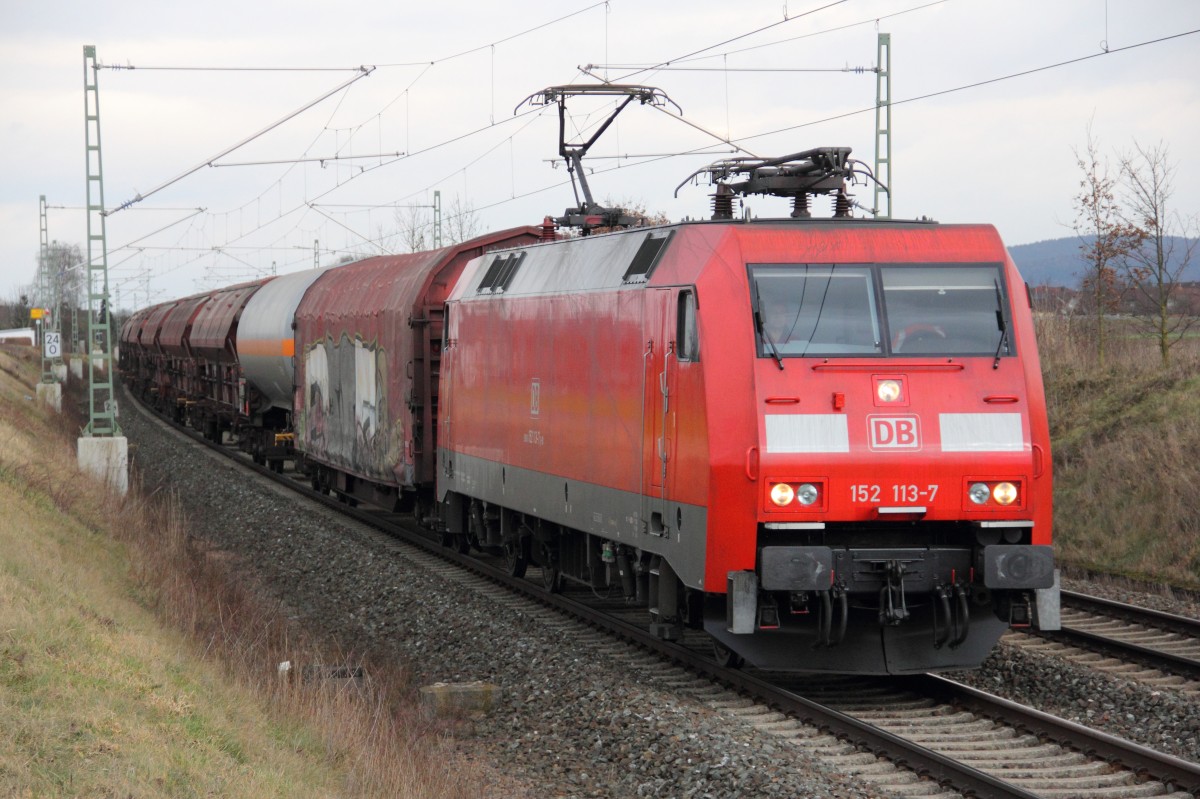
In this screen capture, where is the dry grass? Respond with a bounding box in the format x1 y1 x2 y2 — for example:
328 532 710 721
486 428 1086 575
1036 315 1200 588
0 346 512 798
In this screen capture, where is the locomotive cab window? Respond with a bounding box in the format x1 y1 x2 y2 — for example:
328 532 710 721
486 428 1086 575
750 265 882 358
882 265 1013 357
677 289 699 362
749 263 1013 359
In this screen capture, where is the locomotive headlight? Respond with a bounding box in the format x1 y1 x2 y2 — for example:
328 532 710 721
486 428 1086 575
969 483 991 505
993 482 1018 505
770 483 795 506
796 483 819 506
877 379 902 403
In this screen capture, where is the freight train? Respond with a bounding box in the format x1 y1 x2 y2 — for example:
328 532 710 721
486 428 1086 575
119 147 1058 674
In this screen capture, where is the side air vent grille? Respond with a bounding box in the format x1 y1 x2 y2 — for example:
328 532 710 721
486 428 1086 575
477 252 526 294
621 231 674 284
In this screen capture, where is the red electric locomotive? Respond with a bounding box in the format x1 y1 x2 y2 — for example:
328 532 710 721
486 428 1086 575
437 148 1057 673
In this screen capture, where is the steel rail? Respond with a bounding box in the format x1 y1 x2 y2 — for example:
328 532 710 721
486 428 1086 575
1030 590 1200 681
913 674 1200 796
1063 590 1200 635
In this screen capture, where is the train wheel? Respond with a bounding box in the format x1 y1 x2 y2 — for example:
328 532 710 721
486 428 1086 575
539 545 563 593
503 536 528 579
711 639 744 670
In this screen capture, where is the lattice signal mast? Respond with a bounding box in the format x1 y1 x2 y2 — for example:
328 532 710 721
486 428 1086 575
37 194 64 384
83 45 119 436
874 33 892 220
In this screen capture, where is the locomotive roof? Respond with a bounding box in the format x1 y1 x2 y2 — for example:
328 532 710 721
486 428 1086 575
452 216 1005 302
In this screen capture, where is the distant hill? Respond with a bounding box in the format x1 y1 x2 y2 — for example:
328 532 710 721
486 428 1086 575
1008 236 1198 287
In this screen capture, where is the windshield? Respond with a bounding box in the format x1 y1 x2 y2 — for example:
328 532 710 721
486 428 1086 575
752 265 882 357
750 263 1011 359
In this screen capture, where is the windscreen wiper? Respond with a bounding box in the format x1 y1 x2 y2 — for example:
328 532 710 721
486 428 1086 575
753 280 785 371
993 279 1008 370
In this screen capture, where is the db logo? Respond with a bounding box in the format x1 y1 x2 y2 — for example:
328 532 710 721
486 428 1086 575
868 415 921 450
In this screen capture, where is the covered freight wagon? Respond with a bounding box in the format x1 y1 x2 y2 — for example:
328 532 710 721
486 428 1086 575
293 227 542 509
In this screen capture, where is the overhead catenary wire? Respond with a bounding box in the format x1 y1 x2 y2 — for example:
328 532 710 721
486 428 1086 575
105 3 610 288
572 1 853 161
204 106 545 258
306 203 394 255
736 27 1200 144
105 66 376 216
427 25 1200 233
108 6 1194 298
584 66 879 73
372 1 609 68
576 66 763 160
105 1 804 285
607 0 849 84
647 0 952 66
212 152 407 168
98 64 368 72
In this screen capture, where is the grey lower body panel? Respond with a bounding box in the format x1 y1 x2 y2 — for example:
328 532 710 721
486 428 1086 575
441 450 709 590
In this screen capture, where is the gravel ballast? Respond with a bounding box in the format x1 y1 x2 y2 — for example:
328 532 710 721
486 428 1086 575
121 397 882 799
119 392 1200 797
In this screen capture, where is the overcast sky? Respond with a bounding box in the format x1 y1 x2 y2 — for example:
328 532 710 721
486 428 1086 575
2 0 1197 309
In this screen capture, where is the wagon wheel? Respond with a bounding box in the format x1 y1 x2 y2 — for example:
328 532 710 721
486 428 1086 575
710 638 744 670
540 545 563 593
503 534 529 579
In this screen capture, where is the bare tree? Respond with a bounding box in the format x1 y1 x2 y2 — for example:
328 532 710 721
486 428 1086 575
1118 140 1198 367
30 241 86 348
606 196 670 227
585 196 671 236
443 195 482 245
1072 126 1144 366
1 288 32 330
393 194 484 252
395 204 430 253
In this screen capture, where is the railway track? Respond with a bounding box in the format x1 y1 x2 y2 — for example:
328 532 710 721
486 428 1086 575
134 398 1200 799
1011 592 1200 691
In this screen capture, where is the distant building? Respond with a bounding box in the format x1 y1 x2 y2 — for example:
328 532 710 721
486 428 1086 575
0 327 35 346
1030 285 1079 314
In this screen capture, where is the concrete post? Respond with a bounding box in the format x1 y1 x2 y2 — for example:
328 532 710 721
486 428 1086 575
36 382 62 413
77 435 129 496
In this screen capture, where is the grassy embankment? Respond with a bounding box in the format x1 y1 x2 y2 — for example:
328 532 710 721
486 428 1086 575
0 346 497 798
1036 315 1200 589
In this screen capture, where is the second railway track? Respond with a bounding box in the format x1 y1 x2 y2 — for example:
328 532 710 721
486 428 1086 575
1011 592 1200 691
